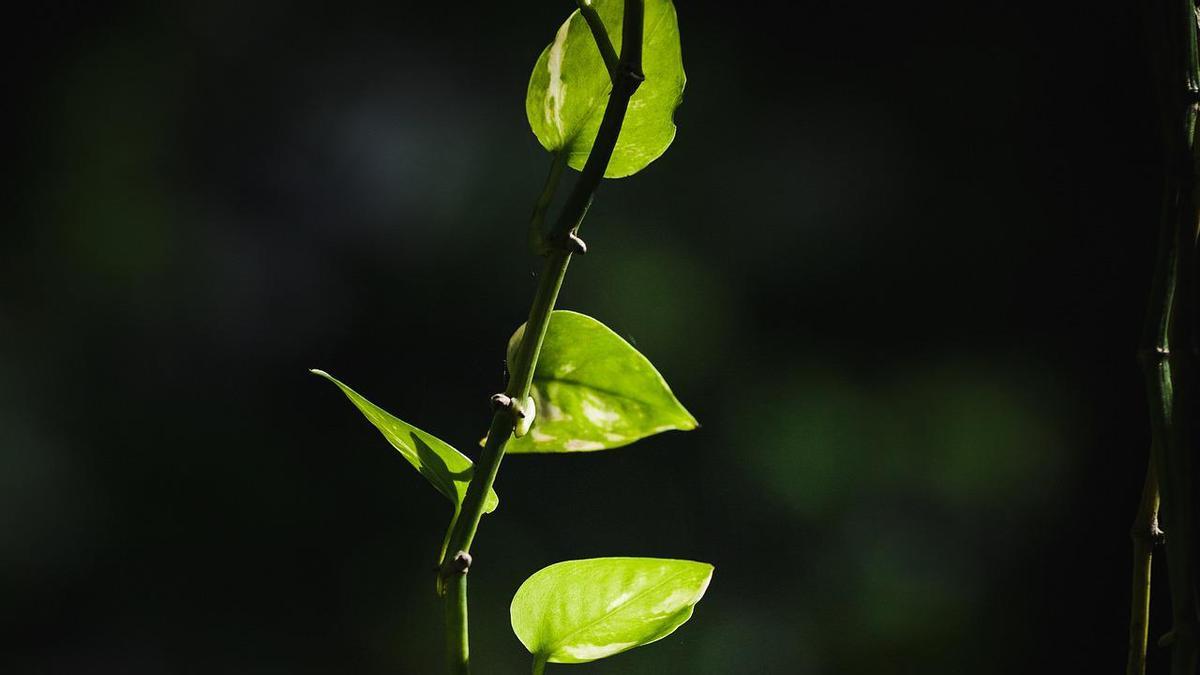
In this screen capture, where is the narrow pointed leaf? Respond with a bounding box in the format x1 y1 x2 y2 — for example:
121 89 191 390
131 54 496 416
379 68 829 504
504 311 696 453
511 557 713 664
311 370 498 513
526 0 685 178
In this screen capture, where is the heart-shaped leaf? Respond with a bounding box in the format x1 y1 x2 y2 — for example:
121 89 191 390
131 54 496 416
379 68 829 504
504 311 697 453
311 369 498 514
525 0 685 178
511 557 713 664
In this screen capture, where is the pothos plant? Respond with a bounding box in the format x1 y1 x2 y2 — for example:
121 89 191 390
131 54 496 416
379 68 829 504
312 1 712 672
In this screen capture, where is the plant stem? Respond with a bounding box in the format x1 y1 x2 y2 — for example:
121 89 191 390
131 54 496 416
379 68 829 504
532 654 549 675
1140 1 1200 673
547 2 643 247
1128 462 1161 675
436 3 646 672
576 0 619 78
530 152 569 254
445 573 469 673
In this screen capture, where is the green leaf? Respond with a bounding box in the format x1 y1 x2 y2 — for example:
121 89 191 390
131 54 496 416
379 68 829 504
504 310 697 453
525 0 685 178
511 557 713 664
311 369 498 514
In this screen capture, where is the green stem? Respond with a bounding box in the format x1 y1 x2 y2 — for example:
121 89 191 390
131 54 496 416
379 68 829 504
1170 0 1200 668
575 0 619 78
445 573 469 675
548 0 644 246
1142 1 1200 672
1127 462 1161 675
437 3 647 672
530 151 569 255
532 654 549 675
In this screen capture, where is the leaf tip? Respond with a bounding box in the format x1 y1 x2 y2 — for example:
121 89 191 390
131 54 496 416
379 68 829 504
698 563 716 596
667 404 699 432
309 368 329 377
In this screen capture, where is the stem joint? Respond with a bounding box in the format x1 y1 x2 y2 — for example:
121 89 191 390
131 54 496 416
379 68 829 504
550 231 588 255
1131 521 1166 547
490 393 526 419
438 550 472 582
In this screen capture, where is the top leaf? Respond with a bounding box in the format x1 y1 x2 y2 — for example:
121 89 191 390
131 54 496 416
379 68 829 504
510 557 714 664
526 0 685 178
311 370 498 514
504 311 697 453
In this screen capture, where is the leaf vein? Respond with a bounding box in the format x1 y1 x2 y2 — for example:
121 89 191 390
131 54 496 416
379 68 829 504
542 567 696 656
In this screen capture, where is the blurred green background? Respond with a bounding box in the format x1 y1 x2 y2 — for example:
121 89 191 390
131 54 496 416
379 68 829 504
5 1 1165 672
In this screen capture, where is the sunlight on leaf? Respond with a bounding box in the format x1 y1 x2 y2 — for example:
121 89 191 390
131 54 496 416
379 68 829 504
503 310 696 453
311 369 498 514
511 557 713 664
526 0 685 178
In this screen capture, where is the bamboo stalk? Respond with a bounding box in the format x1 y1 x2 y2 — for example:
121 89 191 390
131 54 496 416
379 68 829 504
1136 2 1200 673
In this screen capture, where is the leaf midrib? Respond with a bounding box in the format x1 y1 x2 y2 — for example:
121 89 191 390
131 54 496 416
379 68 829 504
537 373 664 413
541 566 695 657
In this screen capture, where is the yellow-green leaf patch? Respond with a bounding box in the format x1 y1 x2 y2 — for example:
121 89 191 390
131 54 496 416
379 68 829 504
511 557 713 664
311 369 498 513
526 0 685 178
504 311 697 453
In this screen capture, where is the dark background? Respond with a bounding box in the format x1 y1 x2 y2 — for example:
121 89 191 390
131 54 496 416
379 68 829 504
4 1 1166 673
